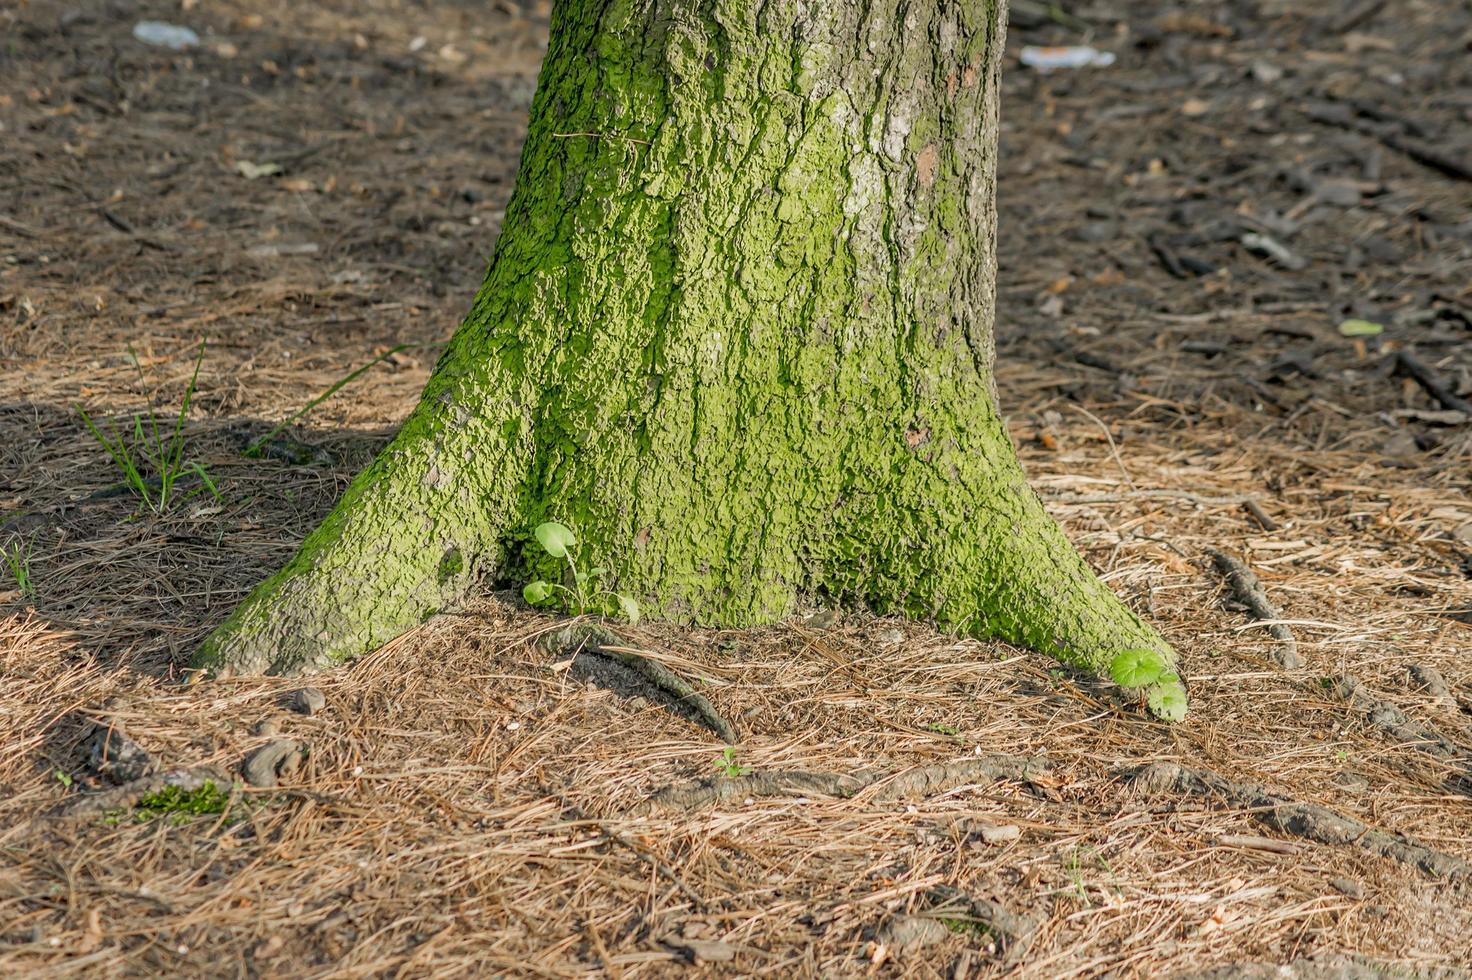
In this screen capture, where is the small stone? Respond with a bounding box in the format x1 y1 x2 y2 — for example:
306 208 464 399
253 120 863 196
242 739 307 788
668 938 739 963
1380 429 1419 458
253 718 280 737
805 609 839 629
88 724 155 783
978 823 1022 844
879 915 950 953
1074 220 1119 243
286 687 326 716
1250 59 1284 85
1329 877 1364 899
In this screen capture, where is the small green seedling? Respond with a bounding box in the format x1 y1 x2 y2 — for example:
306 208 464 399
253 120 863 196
2 536 35 600
714 747 751 778
53 769 73 789
522 521 640 623
1108 648 1188 722
76 342 220 513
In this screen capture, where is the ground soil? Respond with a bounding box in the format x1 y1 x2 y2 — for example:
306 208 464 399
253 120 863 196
2 0 1471 976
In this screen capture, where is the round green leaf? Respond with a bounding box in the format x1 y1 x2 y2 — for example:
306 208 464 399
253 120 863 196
1147 681 1189 722
1337 318 1383 338
522 580 553 605
1109 648 1166 688
534 521 577 558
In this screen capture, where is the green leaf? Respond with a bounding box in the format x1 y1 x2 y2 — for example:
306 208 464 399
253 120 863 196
1147 681 1189 722
615 593 641 624
522 580 554 604
534 521 577 558
1109 649 1166 688
1337 318 1383 337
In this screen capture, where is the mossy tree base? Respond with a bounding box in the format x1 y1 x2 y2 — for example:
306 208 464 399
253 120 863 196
194 0 1177 701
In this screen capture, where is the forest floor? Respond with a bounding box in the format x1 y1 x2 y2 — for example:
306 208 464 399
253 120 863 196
3 0 1472 976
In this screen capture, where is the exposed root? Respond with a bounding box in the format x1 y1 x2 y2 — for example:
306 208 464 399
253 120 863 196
1208 549 1299 669
1130 762 1471 880
641 754 1034 812
1331 676 1472 791
543 623 739 743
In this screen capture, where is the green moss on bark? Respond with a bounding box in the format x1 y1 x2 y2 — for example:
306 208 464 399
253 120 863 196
195 0 1179 710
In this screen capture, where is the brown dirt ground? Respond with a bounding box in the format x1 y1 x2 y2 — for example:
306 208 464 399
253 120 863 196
3 0 1472 976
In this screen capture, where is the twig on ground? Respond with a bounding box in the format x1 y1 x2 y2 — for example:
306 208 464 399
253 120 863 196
1242 498 1280 531
1068 404 1137 490
1208 549 1300 669
1305 103 1472 183
1394 351 1472 416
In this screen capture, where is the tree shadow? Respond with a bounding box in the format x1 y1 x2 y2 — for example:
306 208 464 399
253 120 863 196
0 401 397 676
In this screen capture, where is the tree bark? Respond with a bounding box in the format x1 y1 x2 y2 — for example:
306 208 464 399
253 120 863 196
195 0 1179 708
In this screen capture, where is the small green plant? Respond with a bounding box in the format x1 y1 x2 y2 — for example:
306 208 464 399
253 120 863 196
2 536 35 600
926 722 960 737
127 782 232 825
75 343 219 513
522 521 640 622
1062 848 1091 906
53 769 73 789
1057 846 1117 908
714 746 751 778
1108 648 1188 722
942 916 996 942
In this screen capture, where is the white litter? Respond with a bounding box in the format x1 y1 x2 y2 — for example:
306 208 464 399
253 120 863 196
1020 45 1116 71
132 21 200 50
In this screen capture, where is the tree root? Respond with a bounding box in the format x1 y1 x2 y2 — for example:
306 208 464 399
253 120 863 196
640 754 1036 812
1330 675 1472 794
1208 549 1299 669
1130 762 1471 880
542 623 739 743
55 766 233 822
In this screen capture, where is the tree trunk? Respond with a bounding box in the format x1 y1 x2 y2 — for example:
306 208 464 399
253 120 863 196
194 0 1179 707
